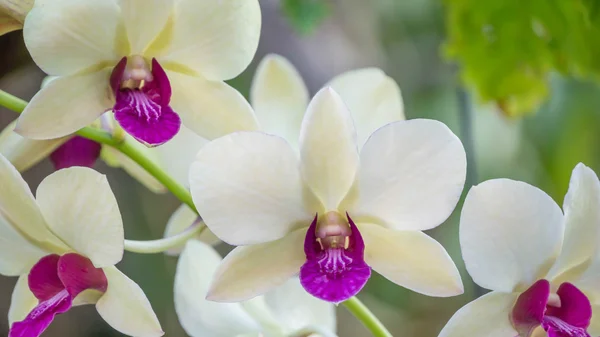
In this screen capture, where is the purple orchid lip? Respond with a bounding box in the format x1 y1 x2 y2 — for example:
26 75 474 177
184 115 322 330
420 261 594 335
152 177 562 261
10 253 107 337
50 136 102 170
111 57 181 147
300 213 371 303
511 279 592 337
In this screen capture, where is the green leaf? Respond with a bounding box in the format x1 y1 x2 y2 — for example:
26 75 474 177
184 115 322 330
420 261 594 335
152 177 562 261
281 0 329 35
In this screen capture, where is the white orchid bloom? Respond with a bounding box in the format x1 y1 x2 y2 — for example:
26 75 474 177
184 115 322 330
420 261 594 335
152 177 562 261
189 84 466 303
0 0 32 36
17 0 261 147
175 239 337 337
439 163 600 337
0 154 162 337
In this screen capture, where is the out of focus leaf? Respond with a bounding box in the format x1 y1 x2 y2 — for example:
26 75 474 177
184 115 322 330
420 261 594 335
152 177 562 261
281 0 329 35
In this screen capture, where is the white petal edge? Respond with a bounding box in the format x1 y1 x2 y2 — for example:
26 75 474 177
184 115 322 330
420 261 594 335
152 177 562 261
207 229 306 302
8 275 38 325
327 68 405 147
96 266 163 337
190 131 313 245
118 0 173 55
589 305 600 336
163 204 220 256
360 223 463 297
437 291 518 337
16 70 114 140
460 179 564 293
250 54 308 147
299 87 359 211
353 119 466 231
36 167 124 268
175 240 261 337
0 214 46 276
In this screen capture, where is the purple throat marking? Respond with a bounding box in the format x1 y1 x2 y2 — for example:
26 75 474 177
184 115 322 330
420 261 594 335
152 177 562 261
50 136 102 170
299 213 371 303
9 254 108 337
511 279 592 337
110 57 181 147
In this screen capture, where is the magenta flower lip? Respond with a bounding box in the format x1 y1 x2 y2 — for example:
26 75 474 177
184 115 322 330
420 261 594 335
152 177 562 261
50 136 102 170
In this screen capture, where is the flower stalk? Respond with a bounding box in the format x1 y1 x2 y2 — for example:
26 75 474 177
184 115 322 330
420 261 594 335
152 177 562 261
342 297 393 337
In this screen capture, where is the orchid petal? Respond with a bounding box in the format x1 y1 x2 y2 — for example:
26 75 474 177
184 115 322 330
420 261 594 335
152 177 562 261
118 0 173 55
8 275 38 325
438 291 519 337
36 167 123 267
155 0 261 81
353 119 466 231
460 179 564 292
299 87 359 211
360 223 463 297
164 204 220 256
16 70 113 140
207 229 306 302
190 132 313 245
175 240 261 337
327 68 404 146
0 215 45 276
23 0 122 75
167 71 259 140
589 306 600 335
96 266 163 337
0 13 20 36
250 54 308 146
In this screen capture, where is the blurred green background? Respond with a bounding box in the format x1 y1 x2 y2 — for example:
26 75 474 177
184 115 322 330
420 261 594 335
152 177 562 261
1 0 598 336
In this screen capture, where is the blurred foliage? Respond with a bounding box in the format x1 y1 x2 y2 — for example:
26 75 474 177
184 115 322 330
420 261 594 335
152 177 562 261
281 0 329 34
445 0 600 117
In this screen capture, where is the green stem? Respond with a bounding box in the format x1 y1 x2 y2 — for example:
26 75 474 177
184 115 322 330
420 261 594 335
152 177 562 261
342 297 392 337
124 221 205 254
0 90 27 112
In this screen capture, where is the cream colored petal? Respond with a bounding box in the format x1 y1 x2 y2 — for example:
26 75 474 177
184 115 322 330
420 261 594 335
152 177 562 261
8 275 38 325
353 119 466 231
207 229 306 302
250 54 308 146
327 68 404 146
168 71 259 140
460 179 564 293
299 87 359 211
589 305 600 336
360 223 463 297
96 266 163 337
0 13 20 36
0 214 45 276
164 204 220 256
118 0 173 55
36 167 124 268
23 0 121 75
175 240 261 337
16 70 113 140
156 0 261 81
0 154 67 252
437 292 518 337
547 163 600 281
0 121 68 172
190 132 313 245
264 277 336 334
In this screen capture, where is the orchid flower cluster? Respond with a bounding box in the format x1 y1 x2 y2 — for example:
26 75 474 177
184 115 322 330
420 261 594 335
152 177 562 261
0 0 598 337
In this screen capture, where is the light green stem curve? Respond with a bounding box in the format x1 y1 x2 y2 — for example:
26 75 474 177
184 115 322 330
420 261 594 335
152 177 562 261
342 297 393 337
124 221 205 254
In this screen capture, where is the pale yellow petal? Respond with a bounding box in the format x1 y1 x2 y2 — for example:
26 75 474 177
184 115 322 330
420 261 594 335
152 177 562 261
8 275 38 325
118 0 173 55
0 214 45 276
163 204 220 256
0 13 20 36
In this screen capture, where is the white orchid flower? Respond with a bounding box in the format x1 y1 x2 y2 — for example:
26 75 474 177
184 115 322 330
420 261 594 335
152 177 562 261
189 84 466 303
0 0 32 36
439 163 600 337
0 154 162 337
17 0 261 147
175 239 337 337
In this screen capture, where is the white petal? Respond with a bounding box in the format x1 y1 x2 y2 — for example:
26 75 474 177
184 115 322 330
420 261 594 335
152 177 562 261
207 229 306 302
360 223 463 297
250 54 308 146
0 121 68 171
156 0 261 81
190 132 313 245
460 179 564 292
0 154 68 252
8 275 38 325
589 305 600 336
36 167 124 267
299 87 359 211
353 119 466 231
0 13 20 37
168 71 259 140
118 0 173 55
547 163 600 280
23 0 122 75
175 240 261 337
327 68 404 147
96 266 163 337
164 204 220 256
437 291 518 337
0 214 45 276
16 70 114 140
264 277 336 334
